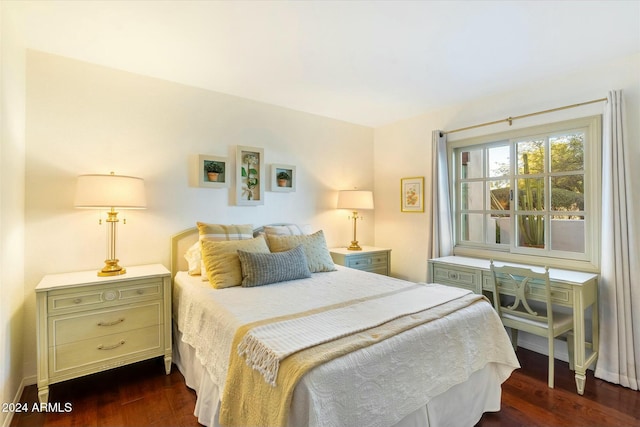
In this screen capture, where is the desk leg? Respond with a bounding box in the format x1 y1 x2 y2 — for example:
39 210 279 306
572 278 599 396
573 289 587 395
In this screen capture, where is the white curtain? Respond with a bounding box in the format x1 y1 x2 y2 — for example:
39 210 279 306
595 90 640 390
429 130 453 259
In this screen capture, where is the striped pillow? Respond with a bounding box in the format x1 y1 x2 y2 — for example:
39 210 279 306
263 224 313 236
185 223 254 278
238 245 311 287
197 222 254 241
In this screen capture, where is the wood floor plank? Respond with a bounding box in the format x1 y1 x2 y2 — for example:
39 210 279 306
10 349 639 427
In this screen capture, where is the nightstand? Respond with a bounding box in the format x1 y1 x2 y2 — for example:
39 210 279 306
35 264 172 404
330 247 391 276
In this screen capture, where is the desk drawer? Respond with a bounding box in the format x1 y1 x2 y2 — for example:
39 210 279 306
48 278 163 314
49 302 162 346
49 325 162 374
432 264 482 293
482 272 572 305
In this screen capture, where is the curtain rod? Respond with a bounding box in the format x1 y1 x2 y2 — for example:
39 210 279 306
442 97 607 135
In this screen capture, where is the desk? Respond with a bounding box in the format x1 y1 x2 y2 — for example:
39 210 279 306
427 256 598 395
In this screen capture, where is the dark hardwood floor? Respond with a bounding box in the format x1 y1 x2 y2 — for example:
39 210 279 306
10 348 640 427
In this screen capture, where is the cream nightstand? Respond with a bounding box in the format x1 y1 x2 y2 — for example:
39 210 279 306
35 264 172 404
330 247 391 276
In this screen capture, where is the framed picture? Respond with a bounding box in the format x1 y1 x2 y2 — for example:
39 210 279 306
198 155 228 188
401 176 425 212
236 145 264 205
270 164 296 192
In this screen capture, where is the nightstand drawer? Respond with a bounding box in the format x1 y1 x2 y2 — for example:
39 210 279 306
49 325 162 374
346 253 388 269
431 264 482 293
48 278 163 314
49 301 162 346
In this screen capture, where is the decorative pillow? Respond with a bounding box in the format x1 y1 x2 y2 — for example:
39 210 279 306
201 235 270 289
263 224 313 236
266 230 336 273
238 245 311 287
197 222 253 241
188 223 254 279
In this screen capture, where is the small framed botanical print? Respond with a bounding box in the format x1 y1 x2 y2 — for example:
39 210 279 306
271 164 296 192
401 176 424 212
198 155 228 188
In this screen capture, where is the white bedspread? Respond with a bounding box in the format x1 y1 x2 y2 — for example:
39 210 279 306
174 267 520 427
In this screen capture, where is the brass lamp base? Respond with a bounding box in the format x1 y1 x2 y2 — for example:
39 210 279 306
347 241 362 251
98 259 127 277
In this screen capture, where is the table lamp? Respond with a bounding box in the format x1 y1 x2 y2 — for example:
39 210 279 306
337 190 374 251
74 172 147 276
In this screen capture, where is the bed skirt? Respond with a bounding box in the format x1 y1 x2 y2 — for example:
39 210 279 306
173 325 503 427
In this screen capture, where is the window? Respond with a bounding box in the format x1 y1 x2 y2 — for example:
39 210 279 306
449 116 601 269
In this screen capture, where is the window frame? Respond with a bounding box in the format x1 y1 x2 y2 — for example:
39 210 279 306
447 115 602 272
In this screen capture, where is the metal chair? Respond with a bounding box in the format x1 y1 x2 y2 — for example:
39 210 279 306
490 261 574 388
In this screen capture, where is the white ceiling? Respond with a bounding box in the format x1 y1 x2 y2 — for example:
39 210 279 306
9 0 640 127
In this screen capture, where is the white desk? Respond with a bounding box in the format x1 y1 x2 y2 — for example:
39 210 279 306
427 256 598 395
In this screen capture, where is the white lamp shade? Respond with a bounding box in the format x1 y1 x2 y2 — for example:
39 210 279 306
337 190 374 210
74 174 147 209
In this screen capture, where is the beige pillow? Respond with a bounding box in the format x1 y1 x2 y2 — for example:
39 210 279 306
190 223 254 279
266 230 336 273
201 235 270 289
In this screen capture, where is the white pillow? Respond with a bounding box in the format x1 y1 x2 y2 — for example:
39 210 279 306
184 241 204 276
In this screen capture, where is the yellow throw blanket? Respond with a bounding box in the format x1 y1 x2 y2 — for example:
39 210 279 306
219 291 486 427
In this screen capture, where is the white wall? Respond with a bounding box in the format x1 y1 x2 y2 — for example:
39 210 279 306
0 2 26 425
22 51 374 379
374 53 640 283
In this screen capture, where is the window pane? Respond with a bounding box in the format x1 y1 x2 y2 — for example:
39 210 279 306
461 182 483 210
551 175 584 212
517 178 545 211
488 145 510 177
550 133 584 172
489 180 510 210
488 214 510 245
517 139 545 175
516 214 545 248
551 215 585 253
460 213 483 243
460 148 483 179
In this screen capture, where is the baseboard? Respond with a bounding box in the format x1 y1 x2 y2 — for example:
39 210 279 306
1 376 30 427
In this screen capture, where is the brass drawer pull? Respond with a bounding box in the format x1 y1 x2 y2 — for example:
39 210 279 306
97 318 125 327
73 298 82 304
449 272 459 280
97 340 125 351
136 289 144 295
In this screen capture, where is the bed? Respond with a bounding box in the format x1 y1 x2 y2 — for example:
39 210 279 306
170 224 520 427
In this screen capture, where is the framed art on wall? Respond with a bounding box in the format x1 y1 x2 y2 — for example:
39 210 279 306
401 176 424 212
198 155 228 188
270 164 296 192
236 146 264 205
